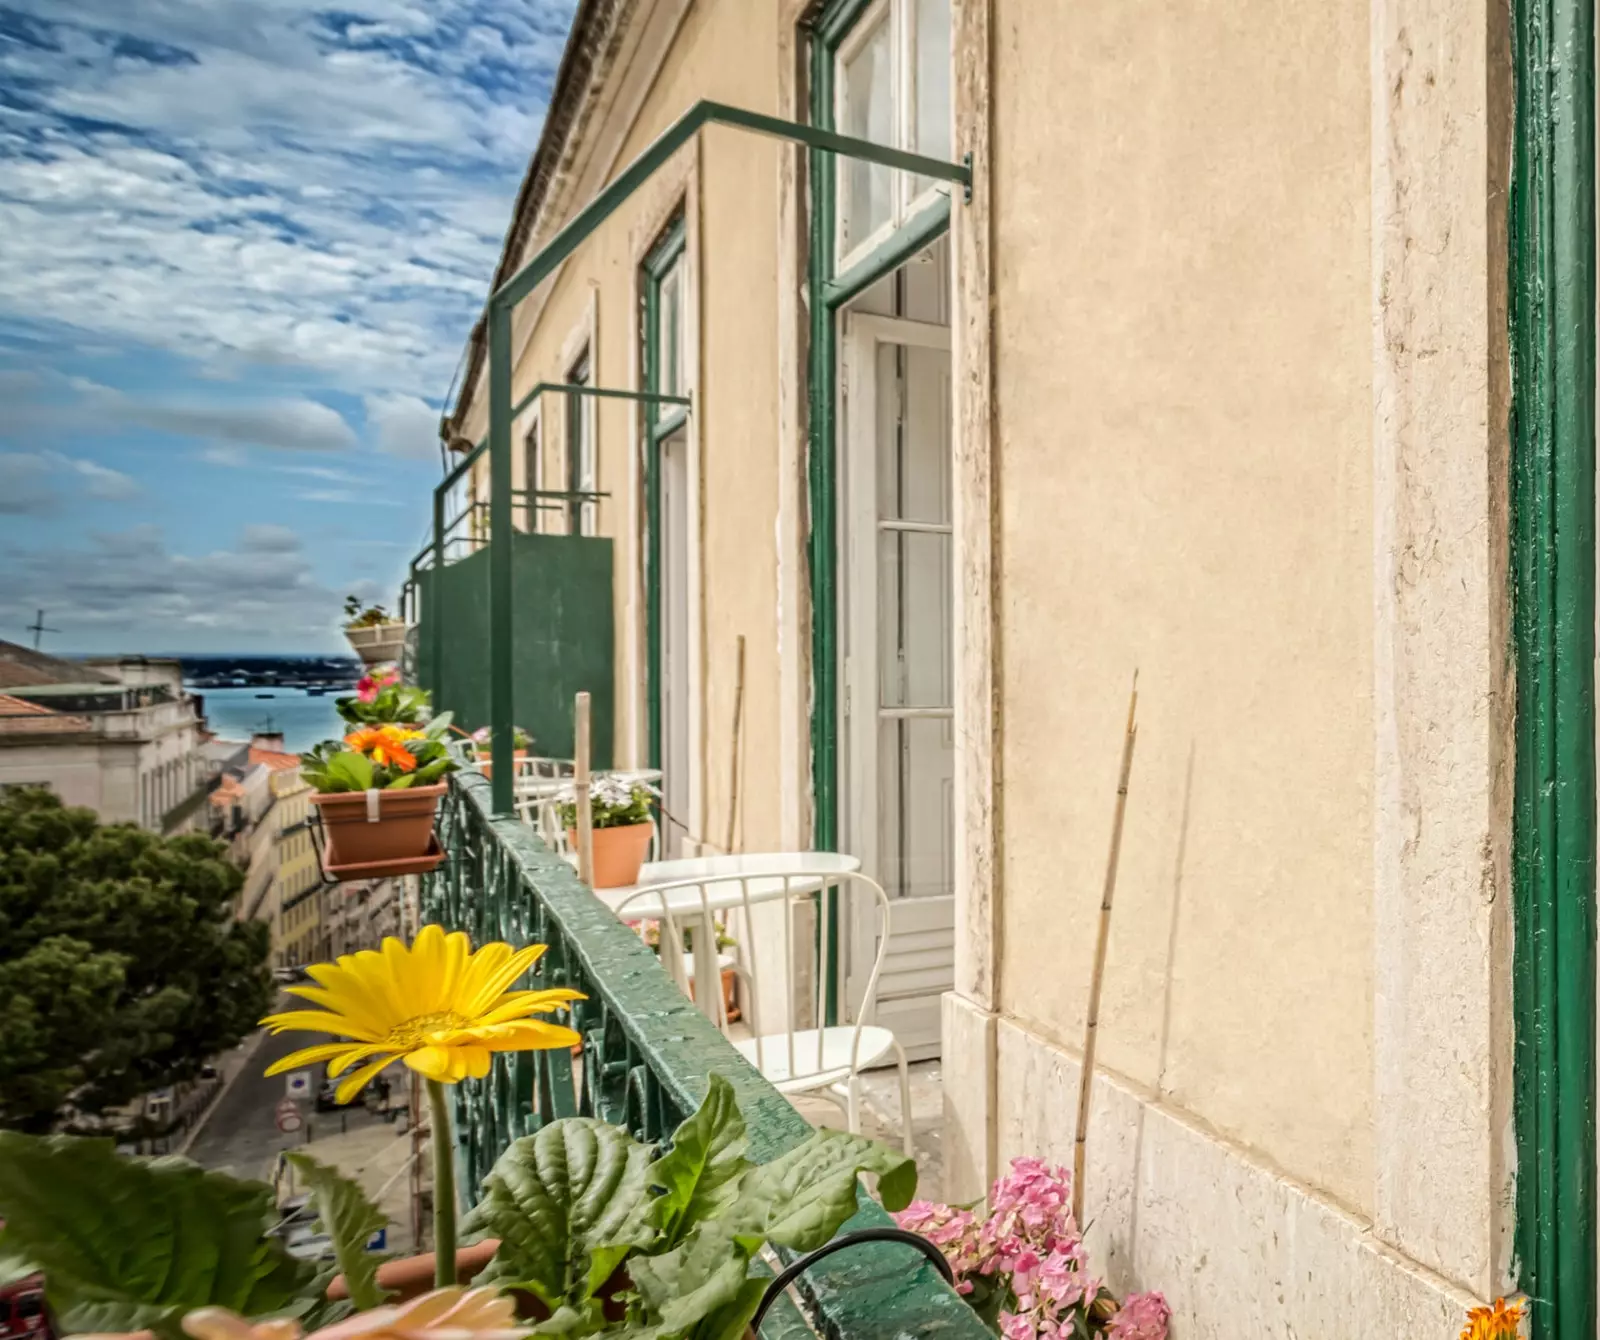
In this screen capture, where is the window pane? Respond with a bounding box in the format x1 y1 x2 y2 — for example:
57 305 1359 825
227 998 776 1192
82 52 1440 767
875 343 950 525
876 528 951 709
914 0 951 166
660 261 682 398
875 714 954 899
838 10 893 255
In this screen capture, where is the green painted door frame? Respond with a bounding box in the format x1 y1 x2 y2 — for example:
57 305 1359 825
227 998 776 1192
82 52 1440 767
642 216 689 776
804 0 957 856
1511 0 1597 1332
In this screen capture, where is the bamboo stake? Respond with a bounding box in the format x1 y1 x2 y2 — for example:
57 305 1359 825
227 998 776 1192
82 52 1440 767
574 692 594 886
724 635 746 854
1072 672 1140 1224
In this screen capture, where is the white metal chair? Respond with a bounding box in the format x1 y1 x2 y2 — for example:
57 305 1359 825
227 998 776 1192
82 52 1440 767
613 870 911 1152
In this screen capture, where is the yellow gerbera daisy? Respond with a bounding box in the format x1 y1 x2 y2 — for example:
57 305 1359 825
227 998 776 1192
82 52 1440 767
262 925 584 1103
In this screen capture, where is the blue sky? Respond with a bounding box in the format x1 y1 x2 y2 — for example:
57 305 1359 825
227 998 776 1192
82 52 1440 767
0 0 575 653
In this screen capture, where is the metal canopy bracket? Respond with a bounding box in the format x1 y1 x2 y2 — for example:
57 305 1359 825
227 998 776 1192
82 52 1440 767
473 98 973 813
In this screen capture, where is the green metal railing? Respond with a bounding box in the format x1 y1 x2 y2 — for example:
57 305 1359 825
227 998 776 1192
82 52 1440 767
422 773 991 1339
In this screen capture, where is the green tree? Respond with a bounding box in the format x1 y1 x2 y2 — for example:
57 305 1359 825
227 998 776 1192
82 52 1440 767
0 787 273 1132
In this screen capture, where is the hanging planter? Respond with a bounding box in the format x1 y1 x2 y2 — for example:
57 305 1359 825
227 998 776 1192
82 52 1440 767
341 596 409 666
302 715 460 882
470 725 533 781
315 784 448 877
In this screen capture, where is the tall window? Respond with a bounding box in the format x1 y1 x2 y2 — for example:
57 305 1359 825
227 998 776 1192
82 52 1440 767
522 411 542 532
832 0 951 265
566 351 596 535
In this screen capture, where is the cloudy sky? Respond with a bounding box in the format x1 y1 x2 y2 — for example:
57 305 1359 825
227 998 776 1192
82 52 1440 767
0 0 574 653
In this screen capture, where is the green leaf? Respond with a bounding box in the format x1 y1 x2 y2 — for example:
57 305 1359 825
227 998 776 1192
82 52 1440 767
283 1153 390 1311
691 1275 767 1340
725 1129 917 1251
427 711 454 737
0 1135 317 1321
325 751 374 792
384 773 416 790
474 1119 657 1309
628 1221 751 1338
646 1074 751 1246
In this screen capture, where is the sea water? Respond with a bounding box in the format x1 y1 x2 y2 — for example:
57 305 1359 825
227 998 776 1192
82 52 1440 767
193 686 347 754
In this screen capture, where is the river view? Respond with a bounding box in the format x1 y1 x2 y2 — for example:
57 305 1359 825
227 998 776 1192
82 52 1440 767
194 686 346 753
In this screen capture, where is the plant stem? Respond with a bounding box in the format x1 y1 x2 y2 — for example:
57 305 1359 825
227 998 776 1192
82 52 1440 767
426 1078 457 1288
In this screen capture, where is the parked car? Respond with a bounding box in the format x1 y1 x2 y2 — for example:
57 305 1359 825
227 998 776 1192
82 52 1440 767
284 1226 334 1263
315 1081 339 1113
0 1275 49 1340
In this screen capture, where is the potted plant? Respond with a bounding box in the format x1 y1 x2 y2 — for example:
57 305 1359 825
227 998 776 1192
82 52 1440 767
335 664 433 728
302 717 459 877
558 776 657 888
470 725 532 781
342 594 408 667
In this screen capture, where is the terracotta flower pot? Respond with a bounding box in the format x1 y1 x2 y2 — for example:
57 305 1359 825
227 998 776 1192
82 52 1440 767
568 821 652 888
313 783 446 866
686 963 741 1022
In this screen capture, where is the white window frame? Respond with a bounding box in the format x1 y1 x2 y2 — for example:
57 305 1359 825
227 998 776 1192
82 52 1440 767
833 0 951 272
521 400 544 533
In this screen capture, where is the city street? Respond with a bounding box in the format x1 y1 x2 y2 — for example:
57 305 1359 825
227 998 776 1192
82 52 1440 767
187 1023 407 1184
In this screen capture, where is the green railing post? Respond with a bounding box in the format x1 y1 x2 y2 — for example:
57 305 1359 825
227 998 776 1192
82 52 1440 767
488 301 516 815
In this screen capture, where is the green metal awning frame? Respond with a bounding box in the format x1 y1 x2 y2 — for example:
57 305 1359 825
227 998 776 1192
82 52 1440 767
456 98 971 813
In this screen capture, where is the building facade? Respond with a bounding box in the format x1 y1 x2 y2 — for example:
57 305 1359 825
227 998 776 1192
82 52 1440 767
0 644 208 832
428 0 1588 1333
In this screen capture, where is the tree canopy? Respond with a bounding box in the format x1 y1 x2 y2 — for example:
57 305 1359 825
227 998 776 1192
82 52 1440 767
0 786 272 1132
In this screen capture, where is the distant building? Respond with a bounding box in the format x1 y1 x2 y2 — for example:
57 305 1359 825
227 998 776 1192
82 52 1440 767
265 748 325 969
0 643 206 832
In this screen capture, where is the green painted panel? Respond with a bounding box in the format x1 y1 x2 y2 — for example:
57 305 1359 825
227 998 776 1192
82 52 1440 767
416 534 614 764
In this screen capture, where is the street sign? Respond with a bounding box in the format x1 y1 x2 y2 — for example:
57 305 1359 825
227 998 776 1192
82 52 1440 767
284 1070 312 1100
365 1229 387 1252
275 1106 303 1134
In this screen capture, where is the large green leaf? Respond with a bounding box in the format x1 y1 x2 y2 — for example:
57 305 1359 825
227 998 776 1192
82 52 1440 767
0 1134 317 1328
645 1075 750 1246
627 1222 751 1338
474 1120 656 1309
725 1129 917 1252
283 1154 390 1311
690 1276 767 1340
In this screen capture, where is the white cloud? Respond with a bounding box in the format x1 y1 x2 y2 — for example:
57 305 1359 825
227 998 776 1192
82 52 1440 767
365 392 440 461
70 381 358 451
0 0 576 397
0 450 140 511
56 455 141 501
199 444 249 467
0 522 352 648
0 454 58 515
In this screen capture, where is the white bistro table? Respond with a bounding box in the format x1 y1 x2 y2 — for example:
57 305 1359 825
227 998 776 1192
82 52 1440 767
597 851 862 1022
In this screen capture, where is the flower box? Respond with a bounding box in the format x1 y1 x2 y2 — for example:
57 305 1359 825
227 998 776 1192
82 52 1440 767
343 621 409 667
313 783 447 876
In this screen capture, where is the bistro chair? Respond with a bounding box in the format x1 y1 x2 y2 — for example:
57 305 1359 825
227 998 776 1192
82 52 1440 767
613 870 911 1152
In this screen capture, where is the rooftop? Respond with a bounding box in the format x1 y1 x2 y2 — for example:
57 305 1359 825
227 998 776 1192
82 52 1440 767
0 640 117 691
0 692 92 736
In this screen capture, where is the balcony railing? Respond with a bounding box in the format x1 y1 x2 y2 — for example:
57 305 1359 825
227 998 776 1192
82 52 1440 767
422 772 987 1340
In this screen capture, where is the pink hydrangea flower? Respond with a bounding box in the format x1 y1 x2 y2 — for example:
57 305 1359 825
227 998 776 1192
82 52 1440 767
1106 1291 1171 1340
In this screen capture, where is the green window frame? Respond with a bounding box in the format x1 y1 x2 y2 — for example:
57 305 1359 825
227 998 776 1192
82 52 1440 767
643 215 688 774
806 0 953 853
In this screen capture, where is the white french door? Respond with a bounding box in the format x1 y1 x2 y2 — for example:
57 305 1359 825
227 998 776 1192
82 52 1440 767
840 311 955 1060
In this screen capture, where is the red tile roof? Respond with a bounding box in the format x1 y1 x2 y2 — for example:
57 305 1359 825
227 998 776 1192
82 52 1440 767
0 692 91 735
250 747 301 772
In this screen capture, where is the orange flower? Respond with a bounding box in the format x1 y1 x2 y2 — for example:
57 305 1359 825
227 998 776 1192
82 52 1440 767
1461 1297 1525 1340
345 725 423 772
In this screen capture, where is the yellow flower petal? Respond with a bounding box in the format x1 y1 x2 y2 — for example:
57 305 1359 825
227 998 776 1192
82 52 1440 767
264 1042 365 1076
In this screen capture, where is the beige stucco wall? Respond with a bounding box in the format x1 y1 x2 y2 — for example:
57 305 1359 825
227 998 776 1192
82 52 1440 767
989 0 1376 1213
462 0 786 853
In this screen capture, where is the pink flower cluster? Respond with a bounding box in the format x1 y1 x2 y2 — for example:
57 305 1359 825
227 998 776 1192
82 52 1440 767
893 1158 1169 1340
356 665 400 702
